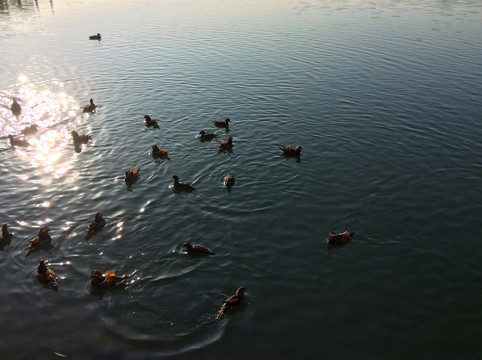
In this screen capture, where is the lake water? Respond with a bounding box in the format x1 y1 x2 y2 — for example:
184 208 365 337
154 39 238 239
0 0 481 359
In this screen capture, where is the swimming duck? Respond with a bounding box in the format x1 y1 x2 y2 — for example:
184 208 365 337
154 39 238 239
83 98 97 113
217 286 247 317
11 98 21 117
24 225 52 250
90 269 127 288
0 224 13 243
280 145 302 156
72 131 92 146
213 118 230 128
152 145 169 158
326 231 354 245
172 175 195 191
20 125 39 136
8 135 29 147
87 212 106 235
219 136 233 151
224 173 235 186
199 130 217 141
182 242 215 256
144 115 159 128
125 168 140 183
36 259 58 288
89 33 101 40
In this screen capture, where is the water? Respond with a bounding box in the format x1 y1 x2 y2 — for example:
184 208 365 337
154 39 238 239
0 0 481 359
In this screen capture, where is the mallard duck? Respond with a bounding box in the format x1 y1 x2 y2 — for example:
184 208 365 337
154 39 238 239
83 98 97 113
87 212 106 234
90 269 127 288
72 131 92 146
326 231 354 245
0 224 13 243
280 145 302 156
152 145 169 158
224 173 235 186
11 98 21 117
36 259 58 288
8 135 29 147
199 130 217 141
20 125 39 136
24 225 52 250
182 242 215 256
89 33 101 40
219 136 233 151
125 168 140 183
213 118 230 128
172 175 195 191
144 115 159 128
217 286 247 317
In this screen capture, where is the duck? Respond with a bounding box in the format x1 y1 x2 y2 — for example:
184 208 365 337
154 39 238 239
87 212 106 235
0 224 13 243
280 145 302 156
89 33 101 40
24 225 52 250
72 131 92 146
199 130 217 141
224 173 235 186
217 286 247 317
219 136 233 151
83 98 97 113
20 125 39 136
326 231 355 245
172 175 195 191
182 242 215 256
36 259 58 288
152 145 169 158
125 168 140 183
90 269 127 288
8 135 29 147
144 115 159 128
213 118 230 128
11 98 21 117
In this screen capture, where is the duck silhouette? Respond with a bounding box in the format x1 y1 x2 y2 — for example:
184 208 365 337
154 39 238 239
213 118 230 128
36 259 58 288
144 115 159 128
20 125 38 136
0 224 13 249
172 175 195 191
152 145 169 158
219 136 233 152
217 286 247 317
83 99 97 113
87 212 106 235
11 98 21 118
89 33 101 40
326 231 354 245
280 145 301 156
182 242 215 256
199 130 217 141
224 173 235 186
90 269 127 288
24 226 52 250
125 168 140 184
8 135 29 147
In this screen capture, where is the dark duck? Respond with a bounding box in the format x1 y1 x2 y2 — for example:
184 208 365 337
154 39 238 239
89 33 101 40
8 135 29 147
199 130 217 141
219 136 233 152
24 225 52 250
72 131 92 147
20 125 39 136
0 224 13 247
172 175 195 191
217 286 247 318
11 98 21 118
87 212 106 235
326 231 355 245
90 269 127 288
182 242 215 256
280 145 302 156
224 173 235 187
36 259 58 288
213 118 230 128
125 168 140 184
152 145 169 158
83 98 97 113
144 115 159 128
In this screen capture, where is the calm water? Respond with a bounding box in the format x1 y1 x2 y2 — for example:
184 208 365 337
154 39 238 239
0 0 481 359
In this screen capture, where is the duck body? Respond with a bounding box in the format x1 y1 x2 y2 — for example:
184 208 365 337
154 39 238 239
125 168 140 183
87 212 106 235
8 135 29 147
144 115 159 128
217 286 247 317
90 269 127 288
152 145 169 158
280 145 302 156
213 118 230 128
327 231 354 245
25 226 52 250
199 130 217 141
219 136 233 151
21 125 38 136
72 131 92 146
36 260 58 288
172 175 195 191
0 224 13 243
11 98 21 117
182 242 215 256
83 98 97 113
224 173 235 186
89 33 101 40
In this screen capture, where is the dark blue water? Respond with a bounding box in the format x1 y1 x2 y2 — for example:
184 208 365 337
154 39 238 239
0 0 481 359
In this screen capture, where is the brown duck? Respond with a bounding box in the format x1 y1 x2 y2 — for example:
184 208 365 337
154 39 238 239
217 286 247 317
182 242 215 256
